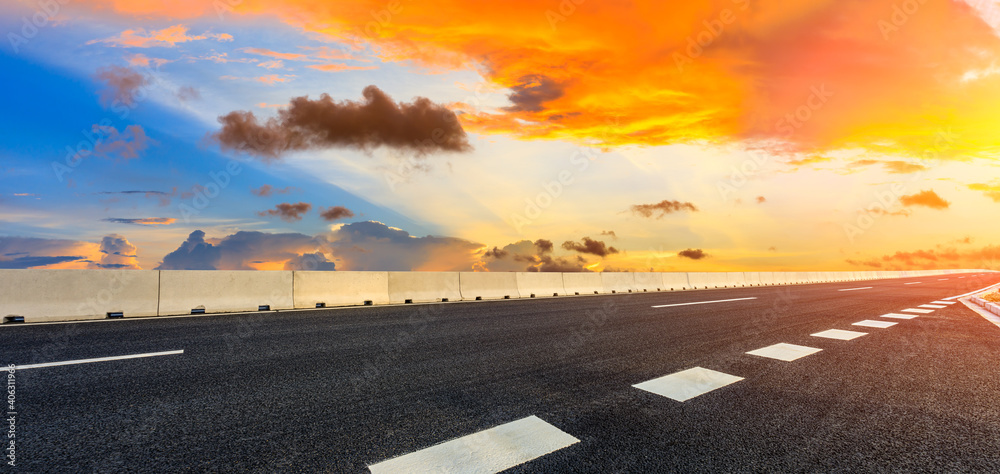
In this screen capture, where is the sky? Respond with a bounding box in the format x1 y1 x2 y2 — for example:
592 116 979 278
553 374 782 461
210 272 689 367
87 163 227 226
2 0 1000 272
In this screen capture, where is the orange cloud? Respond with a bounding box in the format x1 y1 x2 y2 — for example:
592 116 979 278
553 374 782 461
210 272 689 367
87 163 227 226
900 189 950 209
968 182 1000 202
88 24 231 48
306 63 378 72
79 1 1000 158
240 47 307 60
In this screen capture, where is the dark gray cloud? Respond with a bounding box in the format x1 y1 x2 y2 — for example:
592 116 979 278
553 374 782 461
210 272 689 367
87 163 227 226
156 230 324 270
251 184 296 197
97 234 140 269
630 200 699 218
102 217 176 226
283 252 337 271
481 239 588 272
96 65 149 108
0 255 85 269
324 221 481 271
214 85 472 159
320 206 355 221
561 237 619 257
503 75 565 112
257 202 312 222
177 85 201 102
677 248 708 260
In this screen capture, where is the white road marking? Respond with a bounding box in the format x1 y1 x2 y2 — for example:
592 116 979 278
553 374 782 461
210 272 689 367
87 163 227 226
939 279 949 281
633 367 743 402
901 308 934 314
811 329 868 340
944 282 1000 300
14 350 184 370
651 297 757 308
838 287 873 292
367 416 578 474
919 304 946 309
853 320 897 328
746 343 822 361
904 282 922 285
931 301 956 305
959 276 966 278
880 313 918 320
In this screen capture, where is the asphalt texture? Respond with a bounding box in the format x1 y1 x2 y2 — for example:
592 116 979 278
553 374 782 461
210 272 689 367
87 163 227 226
3 273 1000 473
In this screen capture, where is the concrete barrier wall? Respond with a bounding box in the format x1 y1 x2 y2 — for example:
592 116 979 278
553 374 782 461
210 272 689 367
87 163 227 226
634 272 664 291
726 272 747 287
601 272 637 293
293 271 389 308
388 272 460 303
0 269 159 322
4 268 995 324
515 272 564 297
459 272 520 300
159 270 293 316
688 272 728 289
662 272 691 290
757 272 775 285
563 272 603 295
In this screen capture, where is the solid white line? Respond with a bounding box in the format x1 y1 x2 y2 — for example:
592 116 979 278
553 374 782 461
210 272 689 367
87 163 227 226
944 282 1000 300
14 350 184 370
633 367 744 402
904 282 922 285
651 297 757 308
368 416 579 474
838 287 873 292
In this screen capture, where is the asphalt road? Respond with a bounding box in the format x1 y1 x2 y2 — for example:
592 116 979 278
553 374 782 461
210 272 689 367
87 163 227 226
3 273 1000 473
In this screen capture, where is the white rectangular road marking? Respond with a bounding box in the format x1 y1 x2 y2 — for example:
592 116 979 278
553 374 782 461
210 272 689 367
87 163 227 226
939 279 949 281
368 416 579 474
880 313 918 320
904 282 922 285
838 287 873 292
931 301 956 305
651 297 756 309
746 343 822 362
901 308 934 314
919 304 946 309
811 329 868 340
853 320 897 328
14 350 184 370
633 367 743 402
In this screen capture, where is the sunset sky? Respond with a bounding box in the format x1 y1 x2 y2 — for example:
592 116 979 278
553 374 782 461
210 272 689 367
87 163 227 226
2 0 1000 272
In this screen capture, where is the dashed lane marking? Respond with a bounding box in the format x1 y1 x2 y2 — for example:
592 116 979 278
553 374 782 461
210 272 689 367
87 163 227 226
919 304 946 309
838 287 873 292
811 329 868 340
746 343 822 362
633 367 744 402
901 308 934 314
367 416 579 474
651 297 757 309
931 301 956 305
904 282 922 285
853 320 898 328
880 313 918 320
14 350 184 370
